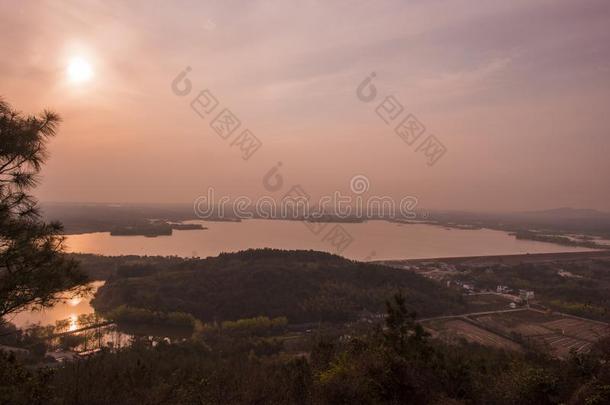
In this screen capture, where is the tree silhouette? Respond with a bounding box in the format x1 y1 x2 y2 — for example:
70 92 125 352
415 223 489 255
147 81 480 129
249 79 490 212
0 98 88 322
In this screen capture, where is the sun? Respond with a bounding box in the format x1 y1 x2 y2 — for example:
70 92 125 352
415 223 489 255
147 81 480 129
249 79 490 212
67 56 93 83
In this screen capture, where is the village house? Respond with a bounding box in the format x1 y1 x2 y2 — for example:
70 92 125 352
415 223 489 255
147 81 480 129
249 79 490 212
519 289 535 301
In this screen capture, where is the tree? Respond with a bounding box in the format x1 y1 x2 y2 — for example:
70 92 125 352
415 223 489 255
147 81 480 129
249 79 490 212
384 291 428 350
0 98 88 322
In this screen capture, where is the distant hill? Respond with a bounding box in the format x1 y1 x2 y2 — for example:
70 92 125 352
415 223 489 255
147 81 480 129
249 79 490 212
429 207 610 237
40 202 235 234
507 208 610 235
553 208 608 217
517 207 610 220
43 201 610 238
91 249 465 324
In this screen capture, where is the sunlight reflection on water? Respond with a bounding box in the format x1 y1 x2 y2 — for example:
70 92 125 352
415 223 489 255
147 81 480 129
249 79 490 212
9 281 104 329
68 314 78 331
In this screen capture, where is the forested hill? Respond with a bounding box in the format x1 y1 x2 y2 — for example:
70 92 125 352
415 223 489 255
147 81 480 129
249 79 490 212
91 249 465 324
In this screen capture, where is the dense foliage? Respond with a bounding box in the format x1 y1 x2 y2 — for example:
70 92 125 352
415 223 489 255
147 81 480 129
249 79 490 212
92 249 466 324
105 305 198 330
66 253 185 280
2 294 610 404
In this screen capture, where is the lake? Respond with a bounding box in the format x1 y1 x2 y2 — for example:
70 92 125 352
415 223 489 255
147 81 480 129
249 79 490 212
11 219 594 329
10 280 185 346
10 281 105 330
65 219 592 261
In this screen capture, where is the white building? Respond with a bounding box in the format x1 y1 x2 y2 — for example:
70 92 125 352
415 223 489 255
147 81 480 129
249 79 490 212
519 290 535 301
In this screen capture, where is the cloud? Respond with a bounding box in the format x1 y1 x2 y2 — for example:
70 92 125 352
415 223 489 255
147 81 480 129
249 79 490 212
2 0 609 210
417 57 512 96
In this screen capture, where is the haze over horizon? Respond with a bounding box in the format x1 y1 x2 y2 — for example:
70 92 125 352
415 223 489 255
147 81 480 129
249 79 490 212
2 0 610 211
37 201 610 218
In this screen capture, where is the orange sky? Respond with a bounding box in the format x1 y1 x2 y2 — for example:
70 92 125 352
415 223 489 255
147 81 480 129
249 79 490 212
1 0 609 211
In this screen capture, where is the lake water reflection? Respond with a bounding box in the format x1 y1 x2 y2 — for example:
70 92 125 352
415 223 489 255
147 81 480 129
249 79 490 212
10 281 105 330
65 219 593 261
9 220 595 329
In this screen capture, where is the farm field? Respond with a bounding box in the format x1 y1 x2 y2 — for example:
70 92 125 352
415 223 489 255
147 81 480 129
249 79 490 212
425 319 522 351
471 310 610 358
463 294 515 312
425 309 610 359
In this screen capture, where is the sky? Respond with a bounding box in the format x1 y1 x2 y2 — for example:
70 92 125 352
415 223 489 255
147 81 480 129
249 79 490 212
1 0 609 212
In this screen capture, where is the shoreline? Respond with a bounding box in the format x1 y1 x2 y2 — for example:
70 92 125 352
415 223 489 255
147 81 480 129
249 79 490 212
374 249 610 266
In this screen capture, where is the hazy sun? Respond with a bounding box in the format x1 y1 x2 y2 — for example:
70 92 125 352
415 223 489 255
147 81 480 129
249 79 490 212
67 56 93 83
